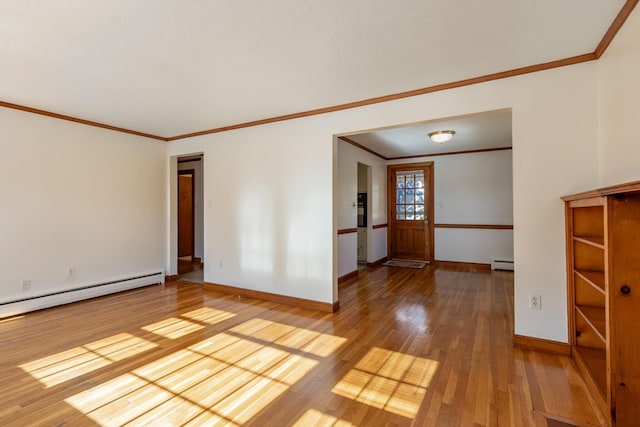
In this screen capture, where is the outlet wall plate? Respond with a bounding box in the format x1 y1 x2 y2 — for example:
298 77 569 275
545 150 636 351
529 294 542 310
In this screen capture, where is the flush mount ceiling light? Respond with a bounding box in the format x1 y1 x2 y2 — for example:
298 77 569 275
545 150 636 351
428 130 455 144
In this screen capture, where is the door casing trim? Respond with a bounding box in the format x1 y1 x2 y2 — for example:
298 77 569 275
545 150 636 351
387 162 435 262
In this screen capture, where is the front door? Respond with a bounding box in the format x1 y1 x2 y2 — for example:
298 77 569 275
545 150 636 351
388 162 434 261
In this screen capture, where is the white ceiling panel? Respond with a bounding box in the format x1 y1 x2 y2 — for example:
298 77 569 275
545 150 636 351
344 109 512 159
0 0 629 137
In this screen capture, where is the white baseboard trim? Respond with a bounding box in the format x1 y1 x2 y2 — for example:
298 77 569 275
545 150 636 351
0 272 164 318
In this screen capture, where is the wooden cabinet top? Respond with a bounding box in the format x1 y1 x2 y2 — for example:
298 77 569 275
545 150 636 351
562 179 640 202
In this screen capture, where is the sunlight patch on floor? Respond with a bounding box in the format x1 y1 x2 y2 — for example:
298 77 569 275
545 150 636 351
141 317 204 339
230 318 347 357
180 307 236 325
208 371 290 424
19 333 157 387
332 347 438 418
63 319 333 425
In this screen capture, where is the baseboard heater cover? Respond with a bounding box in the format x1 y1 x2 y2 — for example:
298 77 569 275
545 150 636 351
0 272 164 318
491 258 514 271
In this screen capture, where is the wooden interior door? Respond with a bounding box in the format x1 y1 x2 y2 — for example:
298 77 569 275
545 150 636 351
178 171 194 259
388 163 434 261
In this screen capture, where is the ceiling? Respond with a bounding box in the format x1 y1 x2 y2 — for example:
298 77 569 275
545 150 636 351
342 110 512 159
0 0 631 139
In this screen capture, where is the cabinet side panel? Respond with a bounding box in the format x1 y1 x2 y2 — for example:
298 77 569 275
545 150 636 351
608 194 640 425
566 202 577 348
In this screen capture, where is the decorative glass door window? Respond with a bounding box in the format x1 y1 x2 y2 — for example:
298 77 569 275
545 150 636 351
396 170 425 220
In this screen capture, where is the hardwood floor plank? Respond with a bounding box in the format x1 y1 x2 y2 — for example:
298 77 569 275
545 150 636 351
0 267 605 426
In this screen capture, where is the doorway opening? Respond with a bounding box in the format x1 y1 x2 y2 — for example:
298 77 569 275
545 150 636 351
357 162 371 269
336 109 514 307
177 154 204 283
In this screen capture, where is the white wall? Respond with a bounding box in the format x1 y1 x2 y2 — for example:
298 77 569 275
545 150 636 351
338 234 357 278
168 118 335 303
167 62 599 342
357 162 368 193
370 228 388 264
178 159 204 259
337 140 358 278
357 163 368 263
337 141 358 232
389 149 514 264
598 6 640 186
336 139 387 277
435 229 513 264
0 107 166 304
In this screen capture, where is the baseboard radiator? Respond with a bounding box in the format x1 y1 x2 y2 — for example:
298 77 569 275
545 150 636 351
0 272 164 318
491 258 514 271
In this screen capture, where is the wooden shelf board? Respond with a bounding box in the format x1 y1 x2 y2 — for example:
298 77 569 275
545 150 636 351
573 346 608 414
574 346 607 393
576 305 606 342
574 270 606 294
573 236 605 248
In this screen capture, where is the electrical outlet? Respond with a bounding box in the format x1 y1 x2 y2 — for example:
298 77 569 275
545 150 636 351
21 279 31 291
67 267 75 278
529 294 542 310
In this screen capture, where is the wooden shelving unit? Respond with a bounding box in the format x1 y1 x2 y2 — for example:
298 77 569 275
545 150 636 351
563 181 640 426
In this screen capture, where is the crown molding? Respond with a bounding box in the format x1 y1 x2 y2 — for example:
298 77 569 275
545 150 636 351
168 53 597 141
338 137 513 161
387 146 512 161
595 0 639 58
0 101 168 141
338 136 389 160
1 0 636 141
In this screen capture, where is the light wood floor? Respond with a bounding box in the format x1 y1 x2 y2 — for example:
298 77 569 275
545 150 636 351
0 265 605 426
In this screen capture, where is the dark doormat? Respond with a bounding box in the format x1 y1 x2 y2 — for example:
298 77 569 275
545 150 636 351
382 259 427 268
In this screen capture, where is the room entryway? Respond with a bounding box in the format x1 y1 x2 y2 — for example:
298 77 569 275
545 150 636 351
357 162 371 268
178 169 195 270
177 155 204 283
